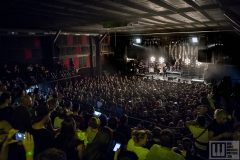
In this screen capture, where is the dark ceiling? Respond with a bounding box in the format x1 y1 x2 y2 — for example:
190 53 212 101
0 0 240 35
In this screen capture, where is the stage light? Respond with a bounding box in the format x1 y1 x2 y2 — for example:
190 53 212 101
136 38 141 44
150 57 155 62
192 37 198 43
185 58 190 65
196 60 201 65
159 57 164 63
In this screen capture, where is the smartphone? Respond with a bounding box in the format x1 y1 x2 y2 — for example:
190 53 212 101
129 100 131 102
113 143 121 152
15 132 25 141
94 111 101 117
174 102 178 105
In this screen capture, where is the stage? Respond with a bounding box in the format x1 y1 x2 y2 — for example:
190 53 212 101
135 71 205 84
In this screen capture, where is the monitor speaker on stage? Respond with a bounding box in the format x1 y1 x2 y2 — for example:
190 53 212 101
198 49 212 63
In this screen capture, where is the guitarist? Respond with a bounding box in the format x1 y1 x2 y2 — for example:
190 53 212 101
157 63 161 75
162 63 168 78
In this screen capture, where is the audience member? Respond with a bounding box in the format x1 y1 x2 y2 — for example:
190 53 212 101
127 129 149 160
181 137 193 160
68 103 85 130
55 118 84 160
31 105 54 156
147 129 185 160
35 148 67 160
14 89 26 105
64 100 73 115
86 117 100 143
0 93 14 121
84 106 95 129
48 98 59 126
186 115 208 158
108 116 127 150
208 109 232 141
10 95 32 132
116 114 132 142
83 126 114 160
145 127 161 150
99 114 108 127
54 109 67 129
117 150 138 160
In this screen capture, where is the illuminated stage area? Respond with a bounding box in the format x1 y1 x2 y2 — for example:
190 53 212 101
136 72 205 84
130 52 205 83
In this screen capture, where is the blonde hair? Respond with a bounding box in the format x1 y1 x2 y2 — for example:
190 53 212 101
132 128 149 143
214 109 227 119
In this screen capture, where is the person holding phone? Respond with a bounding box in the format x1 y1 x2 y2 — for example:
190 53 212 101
126 129 149 160
108 117 127 150
0 129 34 160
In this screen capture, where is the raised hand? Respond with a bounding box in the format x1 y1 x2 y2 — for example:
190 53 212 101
22 132 34 153
114 148 121 160
5 129 19 145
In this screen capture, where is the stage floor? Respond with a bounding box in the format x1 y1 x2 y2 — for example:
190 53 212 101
136 72 205 84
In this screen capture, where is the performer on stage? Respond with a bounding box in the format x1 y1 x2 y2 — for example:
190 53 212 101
173 59 180 71
156 62 161 75
162 63 168 78
138 61 144 74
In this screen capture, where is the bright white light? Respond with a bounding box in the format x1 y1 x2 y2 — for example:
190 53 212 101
196 60 201 65
185 58 190 64
192 37 198 43
136 38 141 44
159 57 164 63
127 57 134 61
150 57 155 62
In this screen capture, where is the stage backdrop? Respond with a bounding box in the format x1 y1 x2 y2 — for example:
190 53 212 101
167 44 198 63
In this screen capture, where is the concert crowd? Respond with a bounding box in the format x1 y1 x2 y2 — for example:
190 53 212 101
0 73 239 160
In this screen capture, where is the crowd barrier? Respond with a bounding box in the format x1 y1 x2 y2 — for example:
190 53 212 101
91 106 195 140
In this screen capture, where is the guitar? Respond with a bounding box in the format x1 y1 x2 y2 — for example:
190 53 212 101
163 66 168 72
